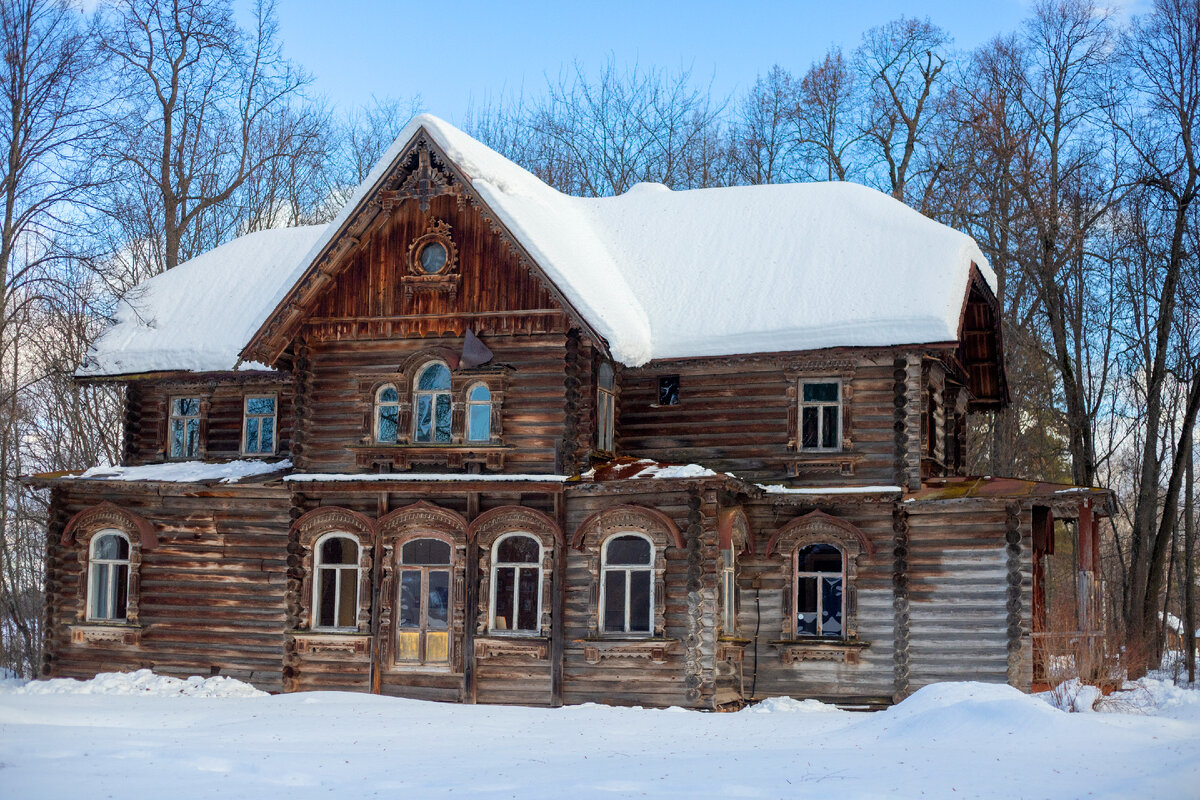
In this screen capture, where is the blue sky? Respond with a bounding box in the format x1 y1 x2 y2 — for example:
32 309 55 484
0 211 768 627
258 1 1142 121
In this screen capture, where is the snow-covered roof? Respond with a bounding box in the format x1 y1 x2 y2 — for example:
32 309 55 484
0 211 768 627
73 459 291 483
80 227 328 377
81 114 994 377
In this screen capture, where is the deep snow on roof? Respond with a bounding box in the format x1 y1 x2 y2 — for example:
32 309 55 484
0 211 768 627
82 114 994 376
80 226 328 377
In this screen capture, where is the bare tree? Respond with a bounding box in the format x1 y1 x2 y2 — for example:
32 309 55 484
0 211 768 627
733 65 798 185
101 0 321 271
855 17 952 203
794 49 860 182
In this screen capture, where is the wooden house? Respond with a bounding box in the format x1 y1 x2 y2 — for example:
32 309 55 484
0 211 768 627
29 115 1112 708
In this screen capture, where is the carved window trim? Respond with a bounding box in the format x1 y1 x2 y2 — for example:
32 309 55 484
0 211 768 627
291 507 375 635
311 532 363 632
85 530 132 623
573 505 681 638
784 362 855 454
717 507 751 638
766 510 873 642
486 533 544 635
167 394 204 460
355 358 510 466
412 361 453 444
374 383 401 444
599 532 656 637
241 393 278 456
464 382 494 444
468 506 561 640
64 503 154 630
377 502 469 672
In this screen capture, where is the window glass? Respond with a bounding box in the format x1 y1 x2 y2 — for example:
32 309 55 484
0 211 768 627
243 395 276 454
497 534 539 563
89 532 130 622
427 571 450 629
467 384 491 442
799 381 841 451
402 538 451 565
603 571 626 633
169 397 201 458
399 572 422 627
419 242 447 274
314 535 359 629
418 363 451 390
795 543 844 637
606 535 651 565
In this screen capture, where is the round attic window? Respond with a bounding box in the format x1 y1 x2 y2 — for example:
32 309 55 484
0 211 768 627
418 241 448 274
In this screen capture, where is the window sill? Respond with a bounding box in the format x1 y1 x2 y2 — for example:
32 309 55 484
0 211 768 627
70 623 142 646
351 444 510 471
290 631 372 656
771 638 868 665
579 637 680 664
475 636 549 660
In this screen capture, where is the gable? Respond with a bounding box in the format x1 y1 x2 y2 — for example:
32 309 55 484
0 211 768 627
242 128 618 366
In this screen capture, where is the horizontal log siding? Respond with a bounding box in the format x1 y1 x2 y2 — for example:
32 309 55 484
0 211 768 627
561 487 717 709
295 334 569 474
903 501 1033 689
123 378 293 465
44 485 292 691
737 499 897 703
617 355 900 485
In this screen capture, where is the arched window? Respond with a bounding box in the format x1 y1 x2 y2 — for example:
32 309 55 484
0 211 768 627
489 533 541 634
601 533 653 635
466 383 491 443
88 531 131 622
397 537 452 664
597 363 615 453
413 362 452 444
375 384 400 443
795 543 844 637
313 534 360 630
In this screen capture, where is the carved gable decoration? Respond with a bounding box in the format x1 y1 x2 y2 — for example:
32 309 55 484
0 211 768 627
378 145 464 215
62 502 157 552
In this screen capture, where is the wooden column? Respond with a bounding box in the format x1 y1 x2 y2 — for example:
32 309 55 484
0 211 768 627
551 490 566 707
370 491 387 694
463 491 480 704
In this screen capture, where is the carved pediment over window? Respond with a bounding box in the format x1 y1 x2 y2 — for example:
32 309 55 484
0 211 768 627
401 218 460 301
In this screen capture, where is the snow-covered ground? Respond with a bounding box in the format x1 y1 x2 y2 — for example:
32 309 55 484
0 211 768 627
1 671 1197 799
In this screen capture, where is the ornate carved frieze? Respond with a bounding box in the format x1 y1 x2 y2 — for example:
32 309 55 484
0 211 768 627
774 640 868 665
69 624 142 646
291 632 372 655
581 638 680 664
475 638 549 660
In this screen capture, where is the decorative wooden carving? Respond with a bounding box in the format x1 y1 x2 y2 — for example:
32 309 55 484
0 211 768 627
291 507 375 634
69 624 142 646
581 639 679 664
401 218 461 301
62 502 157 552
571 504 683 550
775 640 868 665
469 507 560 637
475 638 549 660
351 445 507 472
291 632 372 655
378 145 464 214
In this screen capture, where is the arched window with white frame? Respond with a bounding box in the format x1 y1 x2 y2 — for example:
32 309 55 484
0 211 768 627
489 533 541 634
600 533 653 635
375 384 400 443
466 383 492 443
88 530 131 622
795 543 844 637
313 533 361 630
413 362 452 443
